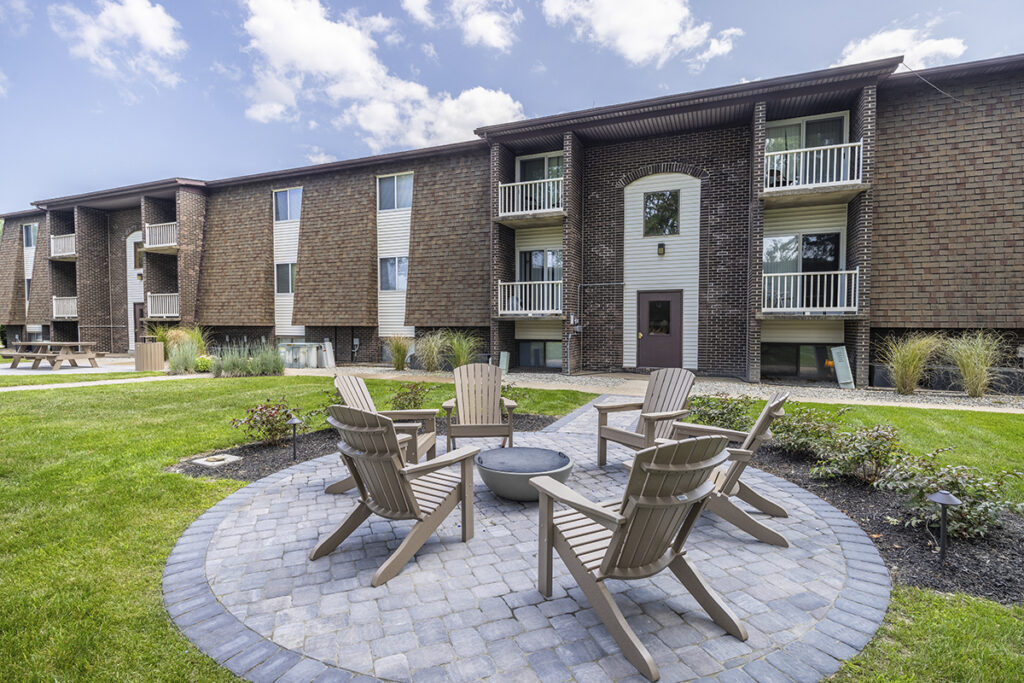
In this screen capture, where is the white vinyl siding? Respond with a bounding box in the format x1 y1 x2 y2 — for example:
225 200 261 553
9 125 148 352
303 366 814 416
22 223 37 283
514 225 562 251
761 319 845 344
273 192 304 337
515 318 562 340
622 173 701 369
126 231 144 351
764 205 847 237
377 200 414 338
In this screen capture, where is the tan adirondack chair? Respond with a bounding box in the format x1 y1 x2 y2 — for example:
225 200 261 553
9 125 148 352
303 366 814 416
442 363 517 451
667 392 791 547
595 368 695 466
335 374 438 464
532 436 748 682
309 405 477 586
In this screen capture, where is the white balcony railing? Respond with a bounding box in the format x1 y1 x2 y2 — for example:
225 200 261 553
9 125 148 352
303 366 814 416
52 296 78 319
764 140 863 191
498 177 564 216
498 280 563 316
762 269 859 313
147 292 180 318
144 221 179 249
50 233 76 258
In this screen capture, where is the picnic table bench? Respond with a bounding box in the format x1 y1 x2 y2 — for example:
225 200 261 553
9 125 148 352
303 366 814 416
2 341 102 370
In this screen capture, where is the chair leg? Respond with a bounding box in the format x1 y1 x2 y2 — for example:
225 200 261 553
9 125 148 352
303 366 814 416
597 413 608 466
309 501 371 560
736 481 788 518
560 544 659 681
707 494 789 547
538 492 553 597
372 494 457 586
324 476 356 494
669 554 748 641
461 456 474 542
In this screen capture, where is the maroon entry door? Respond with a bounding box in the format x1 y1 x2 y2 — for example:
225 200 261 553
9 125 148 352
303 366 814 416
134 302 146 344
636 290 683 368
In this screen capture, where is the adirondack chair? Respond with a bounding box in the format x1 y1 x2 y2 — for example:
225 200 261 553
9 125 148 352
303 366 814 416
595 368 695 466
531 436 748 682
668 392 791 547
309 405 478 586
442 363 517 451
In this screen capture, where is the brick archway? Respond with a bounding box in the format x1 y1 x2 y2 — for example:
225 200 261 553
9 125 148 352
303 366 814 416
615 162 711 188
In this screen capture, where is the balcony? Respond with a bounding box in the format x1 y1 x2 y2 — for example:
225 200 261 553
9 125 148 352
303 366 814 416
144 222 179 253
497 178 565 227
147 292 180 319
761 269 859 316
761 141 865 207
52 296 78 319
497 280 563 317
50 233 76 260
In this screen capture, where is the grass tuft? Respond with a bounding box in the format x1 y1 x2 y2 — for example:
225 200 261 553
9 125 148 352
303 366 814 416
943 330 1008 397
878 333 944 395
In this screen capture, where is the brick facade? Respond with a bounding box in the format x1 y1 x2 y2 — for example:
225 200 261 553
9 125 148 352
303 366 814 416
74 207 113 351
0 215 27 325
562 132 584 373
26 213 53 326
747 103 767 382
177 187 207 325
488 142 516 364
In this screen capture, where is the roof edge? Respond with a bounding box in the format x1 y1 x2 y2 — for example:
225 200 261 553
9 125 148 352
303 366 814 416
33 177 206 210
883 52 1024 85
0 208 46 220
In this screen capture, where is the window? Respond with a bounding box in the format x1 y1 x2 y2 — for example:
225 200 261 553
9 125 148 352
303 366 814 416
133 241 144 269
516 153 563 181
647 300 670 335
379 257 409 291
23 224 37 248
518 341 562 369
275 263 296 294
643 190 679 236
378 173 413 211
763 232 840 273
273 188 302 222
761 343 837 381
517 249 562 282
766 113 848 152
25 278 30 301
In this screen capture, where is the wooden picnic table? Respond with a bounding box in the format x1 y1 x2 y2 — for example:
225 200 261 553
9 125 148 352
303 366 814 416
2 341 102 370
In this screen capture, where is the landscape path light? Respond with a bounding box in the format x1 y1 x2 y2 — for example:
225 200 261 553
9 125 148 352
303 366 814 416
926 489 962 566
287 415 304 461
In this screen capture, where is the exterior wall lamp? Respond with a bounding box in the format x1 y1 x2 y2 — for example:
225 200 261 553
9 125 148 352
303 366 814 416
657 242 666 256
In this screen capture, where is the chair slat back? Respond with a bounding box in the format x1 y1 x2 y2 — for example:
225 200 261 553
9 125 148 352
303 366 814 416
327 405 421 519
600 436 727 578
718 392 789 493
632 368 696 439
334 374 378 413
453 363 502 425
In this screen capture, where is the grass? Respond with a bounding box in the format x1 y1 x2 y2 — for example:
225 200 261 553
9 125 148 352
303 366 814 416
0 370 165 387
835 586 1024 682
1 378 1021 680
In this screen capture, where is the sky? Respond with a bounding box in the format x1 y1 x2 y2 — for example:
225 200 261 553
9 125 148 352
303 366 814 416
0 0 1020 212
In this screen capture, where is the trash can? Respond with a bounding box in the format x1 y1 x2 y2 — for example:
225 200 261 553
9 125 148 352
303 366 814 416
136 336 165 372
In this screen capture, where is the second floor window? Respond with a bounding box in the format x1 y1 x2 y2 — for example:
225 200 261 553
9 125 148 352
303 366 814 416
274 188 302 222
23 224 37 248
378 173 413 211
643 190 680 236
25 278 30 301
380 257 408 291
276 263 296 294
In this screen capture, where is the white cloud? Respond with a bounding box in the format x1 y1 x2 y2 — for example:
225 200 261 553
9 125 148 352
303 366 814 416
0 69 7 97
531 60 547 74
211 61 243 81
242 0 524 151
402 0 433 26
0 0 32 34
541 0 739 68
48 0 187 87
308 119 318 130
833 24 966 70
448 0 523 52
306 146 337 164
421 42 438 61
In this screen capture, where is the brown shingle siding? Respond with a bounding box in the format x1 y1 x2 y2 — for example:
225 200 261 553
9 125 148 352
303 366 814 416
0 216 29 325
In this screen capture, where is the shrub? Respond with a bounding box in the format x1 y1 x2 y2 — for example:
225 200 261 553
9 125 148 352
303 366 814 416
943 330 1007 397
502 381 530 407
249 343 284 376
211 344 283 378
770 405 849 458
194 355 214 373
685 394 756 432
389 382 431 410
386 336 414 371
414 330 449 372
446 329 482 368
167 339 198 375
878 333 944 395
811 424 905 484
212 346 247 378
231 397 295 445
877 450 1024 539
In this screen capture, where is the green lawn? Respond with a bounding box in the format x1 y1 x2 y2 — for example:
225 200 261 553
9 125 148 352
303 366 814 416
0 370 165 387
0 378 1021 680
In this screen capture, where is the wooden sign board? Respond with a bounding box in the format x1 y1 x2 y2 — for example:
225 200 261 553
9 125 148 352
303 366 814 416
831 346 855 389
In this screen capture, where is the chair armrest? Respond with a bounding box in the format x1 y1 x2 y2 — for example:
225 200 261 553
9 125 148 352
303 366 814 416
595 400 644 414
671 421 748 443
396 433 413 447
380 409 439 420
530 476 626 530
726 448 753 464
441 398 456 415
501 397 517 415
641 409 690 422
402 446 479 477
393 422 420 437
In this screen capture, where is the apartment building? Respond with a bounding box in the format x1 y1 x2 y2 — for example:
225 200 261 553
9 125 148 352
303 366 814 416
1 53 1021 387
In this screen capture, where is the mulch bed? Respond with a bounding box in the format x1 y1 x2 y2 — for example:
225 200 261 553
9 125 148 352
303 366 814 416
169 413 557 483
755 446 1024 605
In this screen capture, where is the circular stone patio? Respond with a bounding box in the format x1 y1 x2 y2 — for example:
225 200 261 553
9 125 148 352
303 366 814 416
164 398 890 682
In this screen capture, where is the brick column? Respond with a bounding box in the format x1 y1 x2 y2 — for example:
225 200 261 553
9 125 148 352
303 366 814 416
74 206 112 352
0 218 26 325
846 85 876 387
747 102 767 382
562 132 584 373
27 213 52 326
488 141 515 365
177 186 207 325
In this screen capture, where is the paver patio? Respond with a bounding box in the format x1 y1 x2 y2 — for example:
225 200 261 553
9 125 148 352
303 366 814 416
164 396 890 682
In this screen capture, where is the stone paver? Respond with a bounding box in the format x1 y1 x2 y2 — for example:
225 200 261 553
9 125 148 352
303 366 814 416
164 395 889 681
